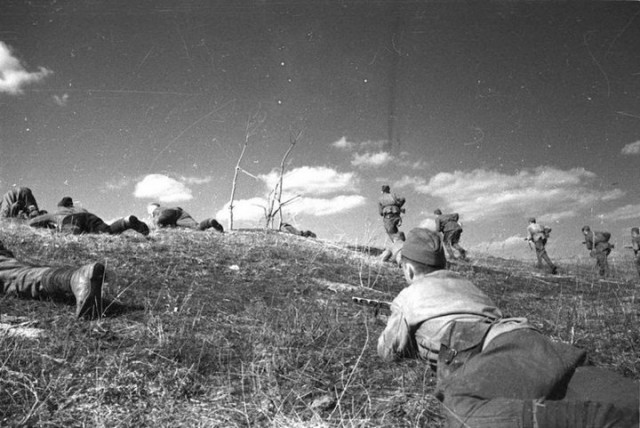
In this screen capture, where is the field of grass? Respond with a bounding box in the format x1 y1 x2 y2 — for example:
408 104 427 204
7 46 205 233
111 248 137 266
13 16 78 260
1 222 638 427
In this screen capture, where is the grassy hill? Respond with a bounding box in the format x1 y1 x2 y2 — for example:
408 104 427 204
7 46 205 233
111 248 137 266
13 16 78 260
1 223 638 427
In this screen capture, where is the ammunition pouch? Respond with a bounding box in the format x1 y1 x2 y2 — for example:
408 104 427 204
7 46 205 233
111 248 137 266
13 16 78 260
437 320 493 384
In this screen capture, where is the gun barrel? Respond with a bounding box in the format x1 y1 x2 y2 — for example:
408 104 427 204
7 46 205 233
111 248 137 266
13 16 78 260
352 296 392 310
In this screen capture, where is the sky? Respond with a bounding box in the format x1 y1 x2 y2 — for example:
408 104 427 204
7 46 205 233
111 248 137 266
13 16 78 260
1 0 639 259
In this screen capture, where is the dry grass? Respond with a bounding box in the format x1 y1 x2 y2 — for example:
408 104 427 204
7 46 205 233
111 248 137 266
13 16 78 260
0 222 638 427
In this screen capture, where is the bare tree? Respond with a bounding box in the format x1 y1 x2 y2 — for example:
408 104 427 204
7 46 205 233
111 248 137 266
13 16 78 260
228 111 265 231
264 128 303 229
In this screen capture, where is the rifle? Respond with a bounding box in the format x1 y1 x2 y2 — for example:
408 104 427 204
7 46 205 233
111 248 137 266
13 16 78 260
352 296 392 315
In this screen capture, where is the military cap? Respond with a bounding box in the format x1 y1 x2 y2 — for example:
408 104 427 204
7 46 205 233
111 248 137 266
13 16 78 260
57 196 73 208
402 228 446 268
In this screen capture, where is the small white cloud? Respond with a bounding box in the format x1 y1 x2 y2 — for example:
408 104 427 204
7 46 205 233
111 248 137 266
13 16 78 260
330 137 388 152
180 175 213 185
621 140 640 155
259 166 358 195
474 235 525 251
351 151 394 168
216 197 267 223
288 195 366 216
53 93 69 106
0 42 52 95
393 175 428 190
133 174 193 203
331 136 355 150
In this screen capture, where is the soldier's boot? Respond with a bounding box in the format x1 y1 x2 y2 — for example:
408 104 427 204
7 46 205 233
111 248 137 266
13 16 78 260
110 216 149 235
42 263 105 319
125 215 150 235
540 251 557 274
198 218 224 232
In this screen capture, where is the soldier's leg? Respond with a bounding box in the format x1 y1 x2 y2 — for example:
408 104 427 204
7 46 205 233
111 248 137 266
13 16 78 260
535 240 557 273
109 215 149 235
442 232 457 259
635 253 640 277
383 216 400 241
82 213 111 233
176 212 198 228
0 249 104 318
450 230 467 259
28 213 58 229
595 251 606 277
197 218 224 232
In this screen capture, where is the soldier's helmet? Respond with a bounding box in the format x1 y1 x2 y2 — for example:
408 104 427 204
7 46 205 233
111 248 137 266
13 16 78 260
434 208 442 215
381 185 390 193
528 217 536 223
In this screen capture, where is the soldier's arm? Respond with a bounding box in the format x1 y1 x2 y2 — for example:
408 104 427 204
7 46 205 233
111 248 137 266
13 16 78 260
377 303 412 361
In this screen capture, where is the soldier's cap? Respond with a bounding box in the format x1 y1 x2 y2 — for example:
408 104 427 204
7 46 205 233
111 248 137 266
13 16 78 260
631 227 639 234
582 225 591 232
528 217 536 223
433 208 442 215
381 185 390 192
57 196 73 208
402 228 446 269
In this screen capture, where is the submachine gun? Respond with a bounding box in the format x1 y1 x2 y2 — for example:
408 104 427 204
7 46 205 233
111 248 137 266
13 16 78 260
351 296 392 316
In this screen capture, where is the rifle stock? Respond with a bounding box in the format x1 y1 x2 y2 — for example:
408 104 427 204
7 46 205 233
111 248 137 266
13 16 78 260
352 296 392 311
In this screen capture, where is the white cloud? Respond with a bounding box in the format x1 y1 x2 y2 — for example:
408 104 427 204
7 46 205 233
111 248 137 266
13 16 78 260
351 151 394 168
53 93 69 106
133 174 193 203
330 136 386 152
394 175 427 190
180 175 213 185
473 235 526 253
0 42 52 95
621 141 640 155
404 167 624 222
602 204 640 221
216 197 267 223
287 195 366 216
259 166 358 195
215 194 366 224
331 136 355 150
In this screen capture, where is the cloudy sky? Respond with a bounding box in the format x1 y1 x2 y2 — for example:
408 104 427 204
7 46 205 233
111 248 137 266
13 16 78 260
1 1 639 259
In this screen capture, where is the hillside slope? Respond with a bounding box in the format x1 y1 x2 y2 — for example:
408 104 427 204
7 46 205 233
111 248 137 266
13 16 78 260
1 224 638 427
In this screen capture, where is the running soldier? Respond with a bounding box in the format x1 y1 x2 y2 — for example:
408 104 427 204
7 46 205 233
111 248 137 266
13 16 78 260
581 226 614 277
378 185 405 241
525 217 558 274
434 209 467 260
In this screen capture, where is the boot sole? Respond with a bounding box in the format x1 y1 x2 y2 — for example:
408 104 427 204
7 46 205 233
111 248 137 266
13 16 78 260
76 263 105 319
